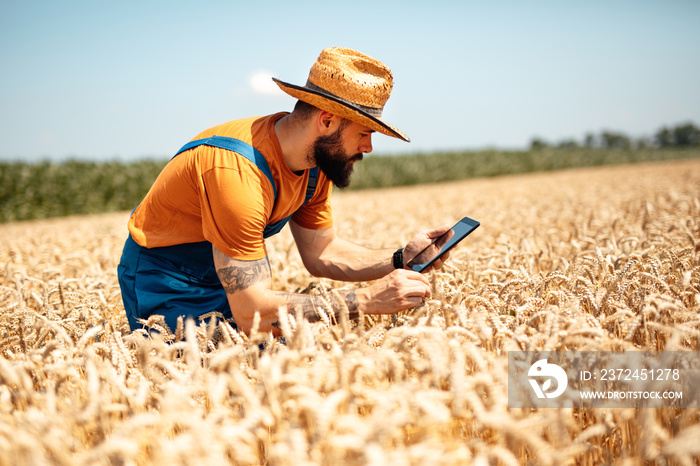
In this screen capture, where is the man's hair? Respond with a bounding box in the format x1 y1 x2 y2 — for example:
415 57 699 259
293 100 351 132
293 100 318 121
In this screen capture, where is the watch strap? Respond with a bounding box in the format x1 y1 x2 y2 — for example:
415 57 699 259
393 248 404 269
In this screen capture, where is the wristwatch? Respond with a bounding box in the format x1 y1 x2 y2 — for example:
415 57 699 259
393 248 404 269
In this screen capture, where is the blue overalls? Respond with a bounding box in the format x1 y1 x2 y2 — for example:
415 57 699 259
117 136 318 332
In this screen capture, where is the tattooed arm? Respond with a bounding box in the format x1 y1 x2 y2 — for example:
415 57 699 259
212 245 432 335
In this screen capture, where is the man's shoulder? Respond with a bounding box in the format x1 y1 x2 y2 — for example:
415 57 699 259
191 115 261 142
191 113 287 143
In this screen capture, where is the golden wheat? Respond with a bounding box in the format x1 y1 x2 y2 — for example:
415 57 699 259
0 159 699 465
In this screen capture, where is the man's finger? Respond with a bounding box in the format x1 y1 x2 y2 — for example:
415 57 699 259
399 268 431 286
426 223 451 239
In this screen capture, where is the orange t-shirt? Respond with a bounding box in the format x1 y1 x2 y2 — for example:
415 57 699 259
128 113 334 260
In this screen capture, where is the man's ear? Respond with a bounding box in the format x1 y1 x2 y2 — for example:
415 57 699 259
316 110 338 134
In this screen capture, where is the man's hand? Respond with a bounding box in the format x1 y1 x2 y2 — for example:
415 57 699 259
356 269 432 314
402 224 452 272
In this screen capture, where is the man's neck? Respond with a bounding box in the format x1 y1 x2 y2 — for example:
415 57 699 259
274 114 315 172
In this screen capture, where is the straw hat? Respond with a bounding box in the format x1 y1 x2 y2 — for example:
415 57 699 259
272 47 409 142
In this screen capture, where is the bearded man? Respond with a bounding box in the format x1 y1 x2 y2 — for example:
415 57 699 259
118 47 449 335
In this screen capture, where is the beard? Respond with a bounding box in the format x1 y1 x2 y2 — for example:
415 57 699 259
311 127 363 189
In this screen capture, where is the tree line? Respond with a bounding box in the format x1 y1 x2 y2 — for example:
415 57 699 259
2 122 699 222
531 121 700 150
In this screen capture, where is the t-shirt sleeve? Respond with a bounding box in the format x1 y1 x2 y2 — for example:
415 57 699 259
291 176 334 230
198 166 274 260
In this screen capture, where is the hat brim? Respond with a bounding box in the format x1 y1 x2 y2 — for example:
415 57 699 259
272 78 409 142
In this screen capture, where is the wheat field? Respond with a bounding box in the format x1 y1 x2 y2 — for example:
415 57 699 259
1 159 699 465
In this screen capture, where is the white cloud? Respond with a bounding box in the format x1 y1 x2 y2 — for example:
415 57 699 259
248 70 283 96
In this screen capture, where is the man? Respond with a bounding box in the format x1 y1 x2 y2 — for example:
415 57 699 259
118 47 450 336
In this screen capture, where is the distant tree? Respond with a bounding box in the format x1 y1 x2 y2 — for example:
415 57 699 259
655 122 700 147
672 122 700 146
530 138 549 150
557 139 579 149
655 126 674 147
583 133 596 148
600 131 631 149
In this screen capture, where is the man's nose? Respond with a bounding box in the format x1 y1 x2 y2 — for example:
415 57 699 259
359 135 373 154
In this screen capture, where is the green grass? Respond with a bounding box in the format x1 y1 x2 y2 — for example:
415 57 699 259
0 160 166 222
1 148 699 222
350 147 700 190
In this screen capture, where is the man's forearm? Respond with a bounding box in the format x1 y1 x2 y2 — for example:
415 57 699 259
290 222 399 281
307 238 396 281
214 246 371 335
269 288 361 329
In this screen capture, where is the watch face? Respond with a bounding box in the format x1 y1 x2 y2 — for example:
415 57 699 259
394 249 404 269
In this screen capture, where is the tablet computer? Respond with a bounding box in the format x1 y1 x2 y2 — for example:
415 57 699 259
406 217 480 273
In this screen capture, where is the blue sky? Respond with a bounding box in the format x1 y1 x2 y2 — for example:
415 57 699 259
1 0 698 161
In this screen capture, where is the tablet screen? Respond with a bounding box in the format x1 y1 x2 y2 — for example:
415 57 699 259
407 217 480 272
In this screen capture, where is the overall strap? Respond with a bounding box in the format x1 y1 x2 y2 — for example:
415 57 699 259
263 166 319 238
176 136 319 238
175 136 277 200
304 167 319 204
